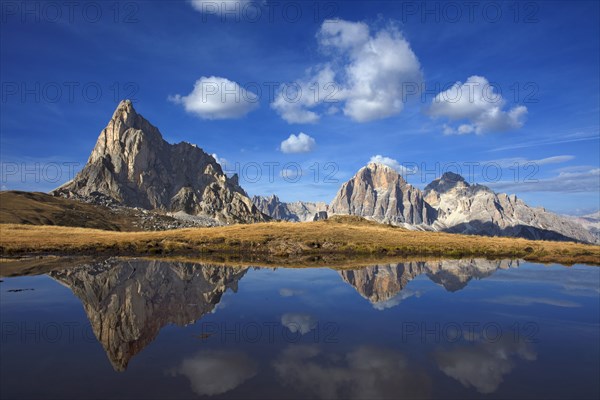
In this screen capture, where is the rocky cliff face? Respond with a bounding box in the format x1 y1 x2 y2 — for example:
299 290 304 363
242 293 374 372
252 194 328 222
329 163 436 226
53 100 266 224
424 172 598 243
328 164 596 243
49 259 247 371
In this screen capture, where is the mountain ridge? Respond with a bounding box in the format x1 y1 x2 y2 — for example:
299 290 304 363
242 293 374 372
252 194 328 222
53 100 266 224
327 164 597 244
35 100 597 243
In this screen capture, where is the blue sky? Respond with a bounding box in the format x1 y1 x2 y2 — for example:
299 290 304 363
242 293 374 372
1 0 598 214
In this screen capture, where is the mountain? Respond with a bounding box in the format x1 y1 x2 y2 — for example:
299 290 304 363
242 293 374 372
49 258 247 371
329 163 436 226
328 164 596 243
53 100 266 224
424 172 598 243
566 211 600 242
252 194 328 222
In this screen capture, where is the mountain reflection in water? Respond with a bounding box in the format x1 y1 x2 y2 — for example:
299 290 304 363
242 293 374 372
47 258 515 372
1 258 598 399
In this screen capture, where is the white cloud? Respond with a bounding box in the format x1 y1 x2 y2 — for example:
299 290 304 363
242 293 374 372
171 350 257 396
369 155 411 174
189 0 254 15
435 337 536 394
429 75 527 134
281 313 317 335
169 76 258 120
273 345 431 399
271 66 338 124
211 153 229 169
317 19 370 50
280 133 316 153
272 19 423 123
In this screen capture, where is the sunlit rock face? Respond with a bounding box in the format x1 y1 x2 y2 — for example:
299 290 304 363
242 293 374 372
330 164 596 243
49 259 247 371
339 259 518 306
329 163 437 226
425 172 598 244
53 100 266 224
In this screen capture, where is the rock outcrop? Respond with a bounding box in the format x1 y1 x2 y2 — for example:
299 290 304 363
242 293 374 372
313 211 328 221
53 100 266 224
49 259 247 371
329 163 436 226
252 194 328 222
424 172 598 243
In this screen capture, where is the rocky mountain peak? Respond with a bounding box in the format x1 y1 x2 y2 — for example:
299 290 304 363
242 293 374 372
353 162 408 189
53 100 266 224
424 171 469 194
330 162 436 225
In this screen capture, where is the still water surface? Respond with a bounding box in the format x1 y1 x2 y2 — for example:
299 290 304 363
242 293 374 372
1 258 599 399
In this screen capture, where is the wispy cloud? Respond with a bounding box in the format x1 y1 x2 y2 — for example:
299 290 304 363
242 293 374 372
489 167 600 193
488 132 599 152
481 155 574 168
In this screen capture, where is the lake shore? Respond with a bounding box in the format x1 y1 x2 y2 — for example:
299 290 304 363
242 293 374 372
1 217 598 266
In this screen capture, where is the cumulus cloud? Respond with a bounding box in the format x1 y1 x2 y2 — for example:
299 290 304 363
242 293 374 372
273 345 431 399
272 66 338 124
435 337 536 394
211 153 229 169
169 76 258 119
281 313 318 335
369 155 411 174
280 133 316 153
272 19 423 123
171 350 257 396
429 76 527 134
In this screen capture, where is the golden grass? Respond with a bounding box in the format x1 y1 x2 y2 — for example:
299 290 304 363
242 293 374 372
1 216 598 265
